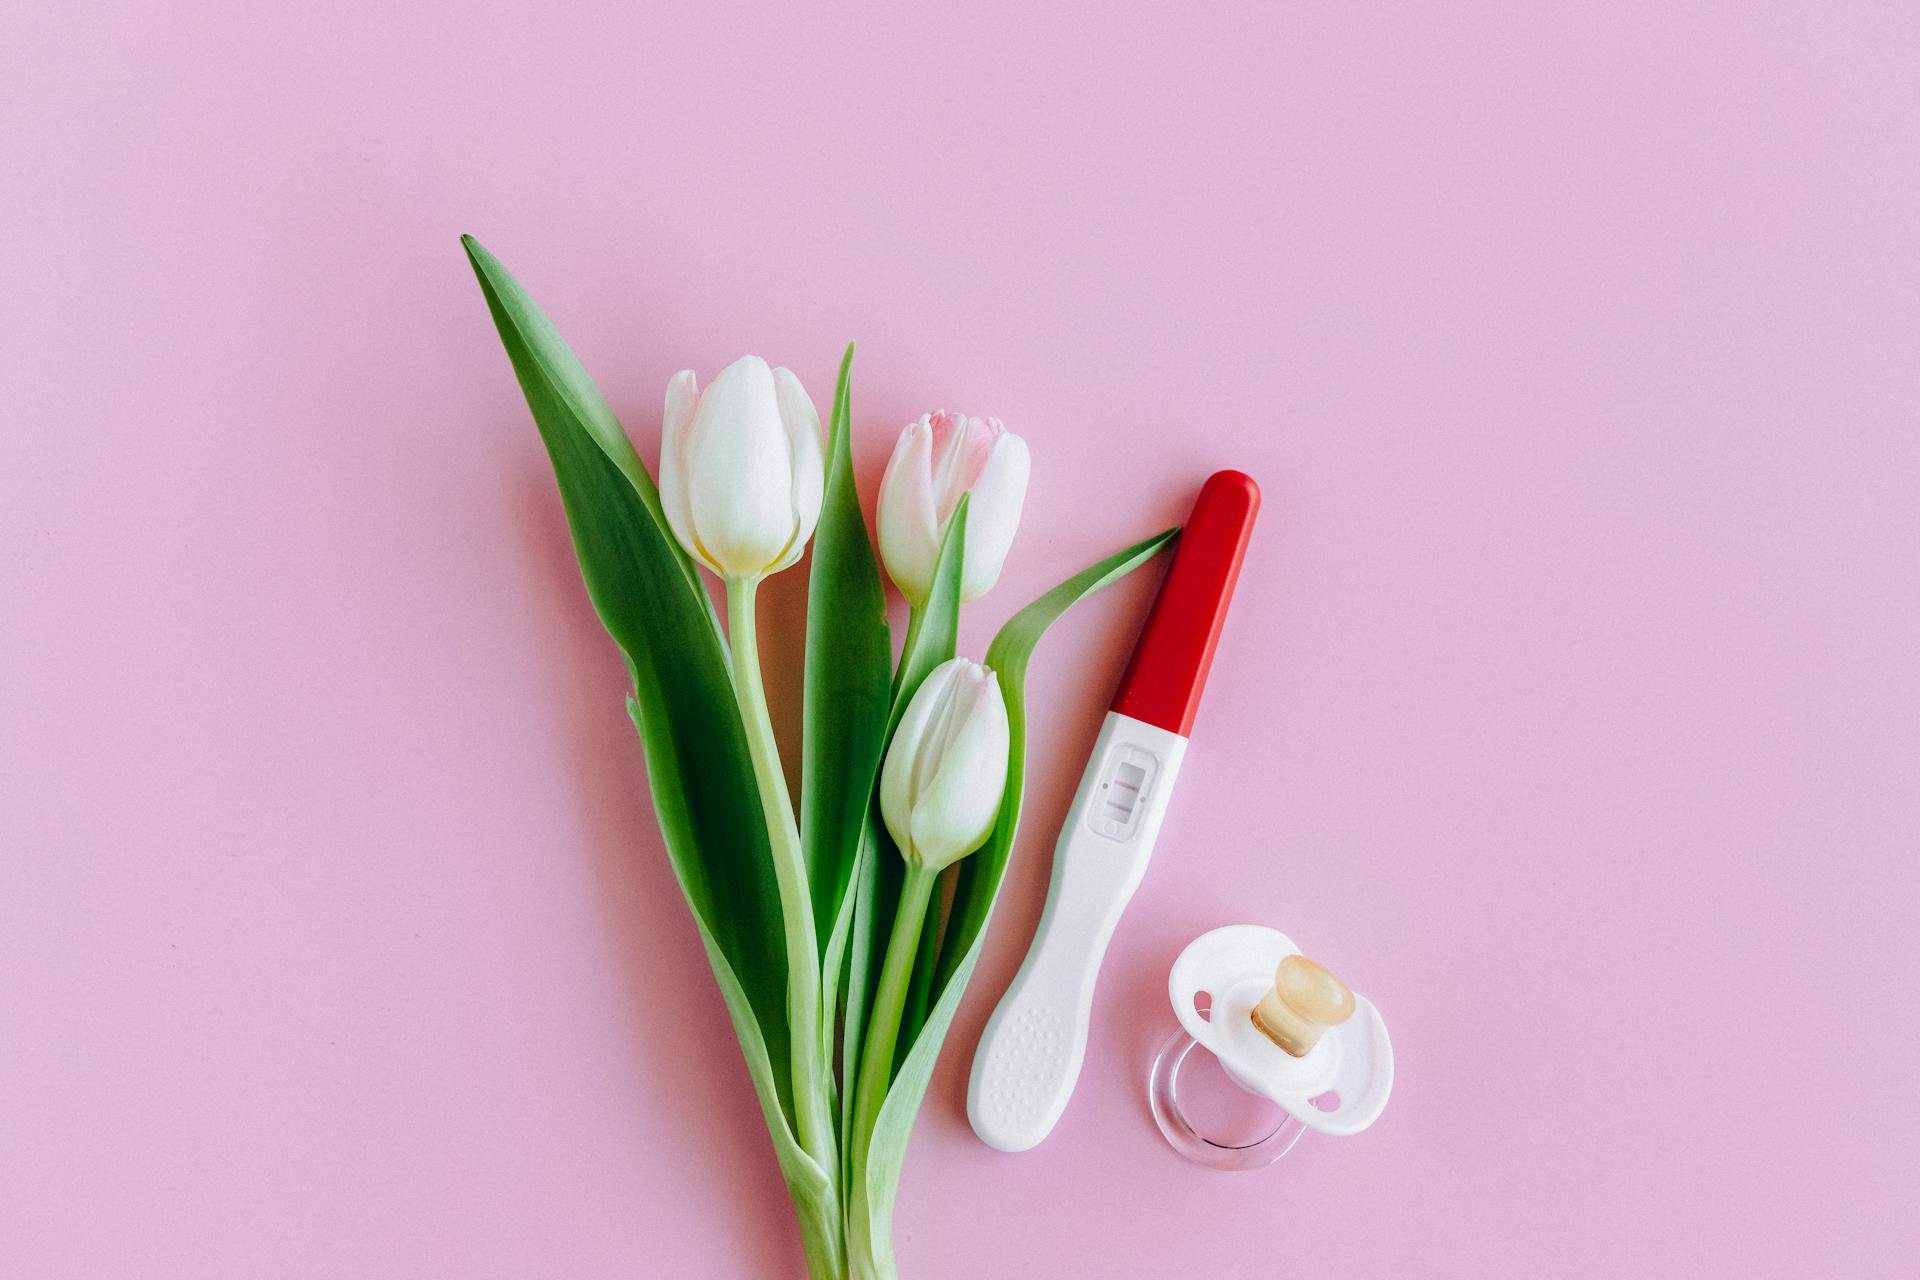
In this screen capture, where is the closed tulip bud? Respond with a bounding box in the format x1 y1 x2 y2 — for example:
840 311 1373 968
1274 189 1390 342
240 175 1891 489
880 658 1010 872
877 411 1030 605
660 355 824 580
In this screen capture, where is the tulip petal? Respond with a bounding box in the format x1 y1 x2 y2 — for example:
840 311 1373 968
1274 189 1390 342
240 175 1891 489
878 658 1010 871
926 410 973 522
879 657 961 857
659 369 706 569
906 667 969 805
877 417 941 604
947 415 1001 514
687 355 795 577
769 365 825 572
958 428 1030 602
908 666 1009 869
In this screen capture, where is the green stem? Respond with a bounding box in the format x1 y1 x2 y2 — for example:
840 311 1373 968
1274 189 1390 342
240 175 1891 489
891 603 927 698
790 1178 844 1280
848 863 937 1165
725 576 837 1191
894 866 946 1064
845 863 934 1280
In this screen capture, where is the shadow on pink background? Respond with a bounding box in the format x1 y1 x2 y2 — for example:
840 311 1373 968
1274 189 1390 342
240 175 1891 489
4 2 1917 1276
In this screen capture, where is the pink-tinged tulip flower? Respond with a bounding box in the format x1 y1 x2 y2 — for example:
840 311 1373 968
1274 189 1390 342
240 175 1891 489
879 657 1010 872
876 411 1030 605
660 356 824 580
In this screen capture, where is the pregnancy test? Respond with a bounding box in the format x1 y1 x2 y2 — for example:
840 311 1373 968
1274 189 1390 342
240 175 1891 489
968 470 1260 1152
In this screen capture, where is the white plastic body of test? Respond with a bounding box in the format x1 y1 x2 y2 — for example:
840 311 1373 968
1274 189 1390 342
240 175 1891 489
967 709 1188 1152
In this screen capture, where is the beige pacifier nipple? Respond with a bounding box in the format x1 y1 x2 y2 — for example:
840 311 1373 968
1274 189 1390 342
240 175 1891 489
1250 954 1356 1057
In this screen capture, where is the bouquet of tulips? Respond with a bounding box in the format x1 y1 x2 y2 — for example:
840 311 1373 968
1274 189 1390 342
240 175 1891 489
463 237 1172 1279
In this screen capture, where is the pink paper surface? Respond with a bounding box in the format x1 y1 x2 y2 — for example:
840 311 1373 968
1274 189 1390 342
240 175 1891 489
5 3 1917 1276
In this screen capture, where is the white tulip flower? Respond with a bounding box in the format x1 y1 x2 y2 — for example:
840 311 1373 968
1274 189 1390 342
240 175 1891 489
660 355 824 580
877 411 1030 604
879 657 1011 872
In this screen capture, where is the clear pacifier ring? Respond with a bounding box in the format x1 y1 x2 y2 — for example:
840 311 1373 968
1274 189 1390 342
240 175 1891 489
1148 1026 1304 1171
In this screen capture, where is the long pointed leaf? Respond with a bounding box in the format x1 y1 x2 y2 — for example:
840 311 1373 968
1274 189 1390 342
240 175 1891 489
462 236 713 621
464 235 812 1170
804 344 891 945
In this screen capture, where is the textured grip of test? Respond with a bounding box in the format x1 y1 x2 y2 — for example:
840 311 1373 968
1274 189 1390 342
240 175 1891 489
967 979 1087 1153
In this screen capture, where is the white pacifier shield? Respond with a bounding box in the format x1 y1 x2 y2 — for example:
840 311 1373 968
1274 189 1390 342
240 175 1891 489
1169 925 1393 1137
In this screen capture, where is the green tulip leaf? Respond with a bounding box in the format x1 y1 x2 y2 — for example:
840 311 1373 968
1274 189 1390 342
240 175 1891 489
804 344 893 1153
805 343 891 948
463 238 835 1259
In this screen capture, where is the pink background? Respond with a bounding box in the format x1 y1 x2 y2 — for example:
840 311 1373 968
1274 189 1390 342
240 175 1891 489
5 2 1917 1276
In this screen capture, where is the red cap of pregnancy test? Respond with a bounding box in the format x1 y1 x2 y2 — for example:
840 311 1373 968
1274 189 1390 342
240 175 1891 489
1110 470 1260 737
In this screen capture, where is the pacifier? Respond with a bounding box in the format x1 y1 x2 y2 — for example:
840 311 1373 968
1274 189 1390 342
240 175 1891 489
1148 925 1393 1170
